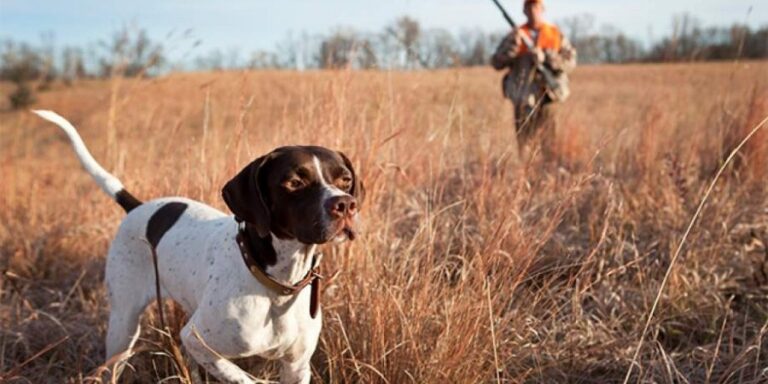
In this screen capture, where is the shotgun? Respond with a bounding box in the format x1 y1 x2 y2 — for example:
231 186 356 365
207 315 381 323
490 0 565 100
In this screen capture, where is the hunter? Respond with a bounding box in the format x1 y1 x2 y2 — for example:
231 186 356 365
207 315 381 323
491 0 576 158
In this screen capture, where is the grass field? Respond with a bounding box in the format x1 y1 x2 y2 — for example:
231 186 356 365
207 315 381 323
1 61 768 383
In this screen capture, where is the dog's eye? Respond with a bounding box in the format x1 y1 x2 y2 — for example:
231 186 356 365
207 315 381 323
284 178 306 191
339 176 353 191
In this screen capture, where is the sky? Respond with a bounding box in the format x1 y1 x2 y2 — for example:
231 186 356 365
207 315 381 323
0 0 765 63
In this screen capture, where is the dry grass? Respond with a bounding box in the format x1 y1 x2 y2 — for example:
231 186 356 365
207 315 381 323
1 61 768 383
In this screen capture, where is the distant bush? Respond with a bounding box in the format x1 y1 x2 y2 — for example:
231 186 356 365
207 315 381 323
9 82 36 109
0 41 47 82
0 41 49 109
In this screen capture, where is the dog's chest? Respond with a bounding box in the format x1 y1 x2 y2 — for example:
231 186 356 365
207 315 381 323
219 288 319 359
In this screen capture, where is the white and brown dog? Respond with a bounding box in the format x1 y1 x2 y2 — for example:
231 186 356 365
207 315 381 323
34 110 363 384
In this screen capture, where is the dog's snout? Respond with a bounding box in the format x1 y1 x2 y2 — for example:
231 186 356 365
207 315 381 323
326 195 357 218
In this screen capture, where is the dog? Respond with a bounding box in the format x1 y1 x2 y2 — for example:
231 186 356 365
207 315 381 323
33 110 363 384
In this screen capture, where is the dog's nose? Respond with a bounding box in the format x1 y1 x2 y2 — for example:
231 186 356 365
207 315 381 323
326 195 357 218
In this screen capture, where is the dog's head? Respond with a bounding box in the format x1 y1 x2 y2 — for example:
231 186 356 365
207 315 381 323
222 146 364 244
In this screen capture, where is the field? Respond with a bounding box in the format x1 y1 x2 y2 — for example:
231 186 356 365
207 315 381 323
1 61 768 383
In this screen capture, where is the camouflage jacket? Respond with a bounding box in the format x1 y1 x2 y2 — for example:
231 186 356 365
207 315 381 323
492 23 577 108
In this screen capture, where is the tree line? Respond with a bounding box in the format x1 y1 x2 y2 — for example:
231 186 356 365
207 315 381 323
2 14 766 108
189 14 768 70
561 13 767 64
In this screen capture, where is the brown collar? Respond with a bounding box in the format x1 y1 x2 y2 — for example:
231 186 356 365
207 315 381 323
235 221 322 318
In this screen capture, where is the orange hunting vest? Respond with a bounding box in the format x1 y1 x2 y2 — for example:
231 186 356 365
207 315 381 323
517 23 562 54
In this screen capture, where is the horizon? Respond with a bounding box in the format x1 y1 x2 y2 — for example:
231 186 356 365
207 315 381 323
1 0 765 68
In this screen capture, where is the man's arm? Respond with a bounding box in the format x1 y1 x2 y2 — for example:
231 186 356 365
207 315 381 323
544 35 577 74
491 30 522 70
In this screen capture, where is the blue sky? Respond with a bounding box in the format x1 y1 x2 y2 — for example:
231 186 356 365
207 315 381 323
1 0 765 63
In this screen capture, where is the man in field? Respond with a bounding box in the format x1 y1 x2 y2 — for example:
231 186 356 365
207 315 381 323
491 0 576 159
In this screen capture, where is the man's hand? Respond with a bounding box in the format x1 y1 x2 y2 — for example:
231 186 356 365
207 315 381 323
530 47 545 66
544 49 564 71
514 28 525 47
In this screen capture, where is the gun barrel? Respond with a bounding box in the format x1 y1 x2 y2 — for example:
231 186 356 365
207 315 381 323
491 0 516 28
490 0 537 49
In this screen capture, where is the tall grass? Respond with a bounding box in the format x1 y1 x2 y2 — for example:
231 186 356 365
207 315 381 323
1 62 767 383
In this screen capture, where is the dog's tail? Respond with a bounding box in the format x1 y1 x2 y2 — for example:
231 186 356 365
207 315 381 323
32 110 143 213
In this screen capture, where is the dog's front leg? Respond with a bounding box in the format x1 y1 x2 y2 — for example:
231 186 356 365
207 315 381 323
280 357 312 384
279 314 321 384
180 321 254 384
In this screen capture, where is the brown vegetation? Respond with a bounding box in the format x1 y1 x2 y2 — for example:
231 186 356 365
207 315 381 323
1 61 768 383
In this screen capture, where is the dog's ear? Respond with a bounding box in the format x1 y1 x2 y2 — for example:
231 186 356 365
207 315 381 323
338 151 365 207
222 155 272 237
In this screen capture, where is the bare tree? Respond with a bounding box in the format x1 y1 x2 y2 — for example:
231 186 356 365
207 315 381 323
457 29 492 66
421 29 459 68
355 38 378 69
98 27 164 77
316 29 356 69
560 14 595 46
315 29 378 69
61 47 87 84
385 16 425 69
